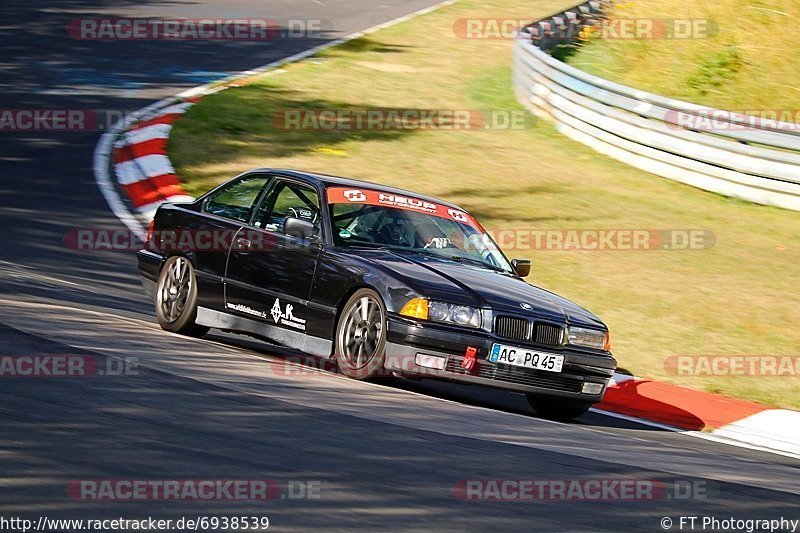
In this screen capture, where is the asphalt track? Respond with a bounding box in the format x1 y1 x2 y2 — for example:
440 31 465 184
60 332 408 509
0 1 798 530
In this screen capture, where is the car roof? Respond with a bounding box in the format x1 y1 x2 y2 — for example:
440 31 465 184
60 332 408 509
248 168 465 211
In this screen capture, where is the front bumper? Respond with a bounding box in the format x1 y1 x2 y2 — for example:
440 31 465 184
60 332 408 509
384 316 616 403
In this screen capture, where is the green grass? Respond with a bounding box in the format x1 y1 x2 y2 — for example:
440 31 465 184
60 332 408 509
169 0 800 409
566 0 800 110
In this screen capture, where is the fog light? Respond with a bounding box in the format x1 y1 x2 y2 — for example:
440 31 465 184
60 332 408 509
581 382 604 395
415 353 446 371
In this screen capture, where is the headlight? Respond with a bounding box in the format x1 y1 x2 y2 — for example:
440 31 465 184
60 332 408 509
568 327 609 351
400 298 482 328
431 302 482 328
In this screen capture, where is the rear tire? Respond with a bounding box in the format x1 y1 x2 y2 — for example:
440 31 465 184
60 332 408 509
335 289 387 380
526 395 591 421
155 255 209 337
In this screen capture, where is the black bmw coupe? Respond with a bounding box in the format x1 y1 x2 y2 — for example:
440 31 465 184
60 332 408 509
138 169 616 420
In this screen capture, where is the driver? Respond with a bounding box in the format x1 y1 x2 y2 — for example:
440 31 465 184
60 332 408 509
378 219 415 247
415 221 451 249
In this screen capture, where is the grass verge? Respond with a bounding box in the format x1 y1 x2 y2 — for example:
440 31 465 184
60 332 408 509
564 0 800 110
169 0 800 409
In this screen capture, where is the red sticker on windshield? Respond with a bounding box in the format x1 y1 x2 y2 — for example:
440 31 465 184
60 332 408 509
327 187 481 230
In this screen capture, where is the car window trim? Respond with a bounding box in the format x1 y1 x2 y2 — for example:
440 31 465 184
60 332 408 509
201 173 274 224
195 174 327 245
251 176 327 245
248 177 280 227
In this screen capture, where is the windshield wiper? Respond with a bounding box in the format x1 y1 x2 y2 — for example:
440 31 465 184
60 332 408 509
445 255 507 273
347 242 420 253
385 246 507 272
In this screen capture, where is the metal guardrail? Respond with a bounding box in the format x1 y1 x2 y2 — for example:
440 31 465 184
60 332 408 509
513 0 800 211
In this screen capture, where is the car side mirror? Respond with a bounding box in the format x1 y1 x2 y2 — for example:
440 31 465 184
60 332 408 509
283 216 316 240
512 259 531 277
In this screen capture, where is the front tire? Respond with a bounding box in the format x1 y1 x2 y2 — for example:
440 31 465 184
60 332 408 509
335 289 387 380
527 395 591 421
155 255 209 337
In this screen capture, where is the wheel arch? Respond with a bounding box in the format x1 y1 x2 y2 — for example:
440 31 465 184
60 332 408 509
157 251 198 272
329 283 383 357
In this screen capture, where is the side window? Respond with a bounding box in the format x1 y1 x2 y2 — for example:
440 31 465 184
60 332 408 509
330 204 383 245
255 181 320 232
203 175 270 223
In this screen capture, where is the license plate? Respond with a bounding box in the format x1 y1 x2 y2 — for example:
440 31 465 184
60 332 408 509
489 343 564 373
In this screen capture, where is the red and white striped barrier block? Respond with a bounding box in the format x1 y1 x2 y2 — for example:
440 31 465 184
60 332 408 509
113 101 196 220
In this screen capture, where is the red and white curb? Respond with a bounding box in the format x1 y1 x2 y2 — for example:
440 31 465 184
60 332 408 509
92 1 798 458
597 373 800 458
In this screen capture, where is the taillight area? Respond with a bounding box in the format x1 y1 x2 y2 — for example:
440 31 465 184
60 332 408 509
145 219 156 250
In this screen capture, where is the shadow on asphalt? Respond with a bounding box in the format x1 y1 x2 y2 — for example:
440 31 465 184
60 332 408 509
203 330 669 432
0 0 340 290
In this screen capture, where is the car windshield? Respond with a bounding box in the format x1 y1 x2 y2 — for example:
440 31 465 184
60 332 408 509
327 187 513 274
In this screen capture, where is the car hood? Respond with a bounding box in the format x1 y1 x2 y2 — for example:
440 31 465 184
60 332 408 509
351 249 605 328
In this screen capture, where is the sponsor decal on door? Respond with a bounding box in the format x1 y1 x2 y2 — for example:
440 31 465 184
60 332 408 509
271 298 307 331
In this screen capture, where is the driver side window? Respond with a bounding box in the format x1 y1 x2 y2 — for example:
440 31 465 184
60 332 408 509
255 180 320 232
203 175 270 223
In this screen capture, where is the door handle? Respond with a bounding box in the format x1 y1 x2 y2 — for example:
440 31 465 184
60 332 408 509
235 237 252 253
